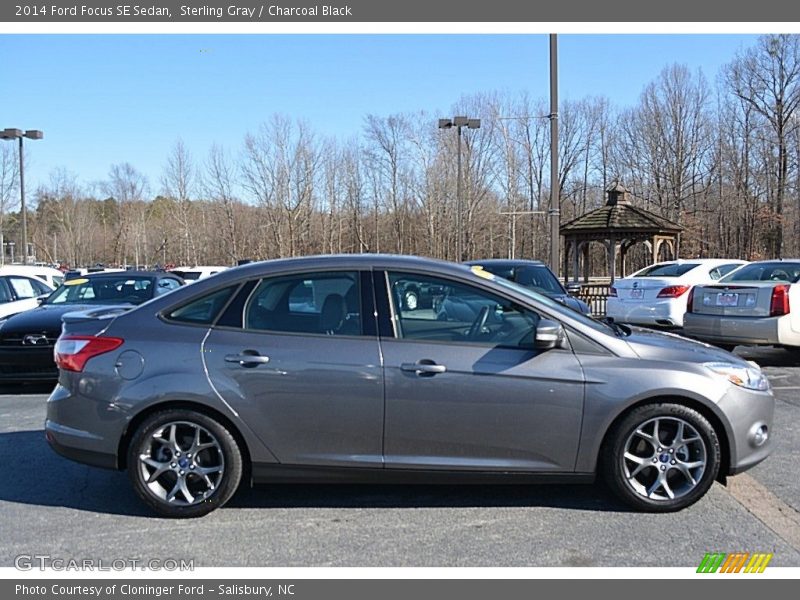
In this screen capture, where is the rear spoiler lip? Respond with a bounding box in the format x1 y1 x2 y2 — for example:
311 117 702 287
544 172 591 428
61 305 135 324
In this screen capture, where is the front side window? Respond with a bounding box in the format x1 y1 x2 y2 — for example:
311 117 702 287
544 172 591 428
244 271 363 336
8 276 46 299
387 272 540 349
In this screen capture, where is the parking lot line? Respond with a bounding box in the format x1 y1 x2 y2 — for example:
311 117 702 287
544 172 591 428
726 473 800 552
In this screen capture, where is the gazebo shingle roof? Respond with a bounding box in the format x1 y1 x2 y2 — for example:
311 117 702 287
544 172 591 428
560 201 681 235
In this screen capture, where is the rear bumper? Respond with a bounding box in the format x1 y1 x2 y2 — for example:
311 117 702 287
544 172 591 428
606 298 685 327
683 313 788 346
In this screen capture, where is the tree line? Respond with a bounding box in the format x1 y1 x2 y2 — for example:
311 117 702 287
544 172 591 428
2 34 800 274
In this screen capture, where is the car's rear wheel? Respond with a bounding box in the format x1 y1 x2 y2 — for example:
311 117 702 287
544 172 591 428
603 403 720 512
127 409 243 518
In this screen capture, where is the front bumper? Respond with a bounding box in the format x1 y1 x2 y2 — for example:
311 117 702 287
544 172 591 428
0 347 58 381
717 384 775 475
45 383 129 470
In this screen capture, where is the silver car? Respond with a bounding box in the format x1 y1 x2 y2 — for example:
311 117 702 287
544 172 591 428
684 260 800 351
45 255 774 517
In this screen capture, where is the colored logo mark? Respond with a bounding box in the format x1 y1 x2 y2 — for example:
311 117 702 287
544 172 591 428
697 552 773 573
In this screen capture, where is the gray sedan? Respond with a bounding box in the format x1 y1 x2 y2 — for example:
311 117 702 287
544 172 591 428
45 255 774 517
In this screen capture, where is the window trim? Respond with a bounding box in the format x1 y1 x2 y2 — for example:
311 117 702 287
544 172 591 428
159 282 245 329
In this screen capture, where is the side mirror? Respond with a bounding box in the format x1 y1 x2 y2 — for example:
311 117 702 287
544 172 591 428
36 294 49 306
535 318 566 350
565 282 582 295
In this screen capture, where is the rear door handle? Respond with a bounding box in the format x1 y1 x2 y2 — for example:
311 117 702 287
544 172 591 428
225 352 270 368
400 361 447 376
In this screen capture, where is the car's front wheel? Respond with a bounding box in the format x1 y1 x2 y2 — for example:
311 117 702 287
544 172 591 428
603 403 721 512
127 409 243 518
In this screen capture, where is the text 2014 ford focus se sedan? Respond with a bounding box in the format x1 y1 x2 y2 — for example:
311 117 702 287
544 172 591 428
46 255 774 517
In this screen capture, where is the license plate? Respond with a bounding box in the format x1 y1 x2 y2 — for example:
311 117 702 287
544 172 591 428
629 289 643 299
716 293 739 307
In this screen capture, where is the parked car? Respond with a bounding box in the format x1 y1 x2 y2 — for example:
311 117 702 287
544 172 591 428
169 266 228 283
0 264 65 289
45 255 774 517
0 271 183 382
465 259 591 315
606 259 747 328
0 272 53 319
683 260 800 351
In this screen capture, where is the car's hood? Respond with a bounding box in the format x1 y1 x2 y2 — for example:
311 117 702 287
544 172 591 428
0 303 130 334
623 327 752 367
546 292 590 314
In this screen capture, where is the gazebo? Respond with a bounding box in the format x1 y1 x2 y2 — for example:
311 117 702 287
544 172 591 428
560 183 683 284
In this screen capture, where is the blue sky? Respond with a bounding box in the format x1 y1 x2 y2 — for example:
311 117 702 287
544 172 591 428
1 34 758 195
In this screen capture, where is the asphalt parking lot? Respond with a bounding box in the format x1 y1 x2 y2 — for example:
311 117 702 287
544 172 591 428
2 346 800 568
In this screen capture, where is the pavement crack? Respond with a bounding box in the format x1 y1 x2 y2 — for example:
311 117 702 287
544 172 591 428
726 473 800 553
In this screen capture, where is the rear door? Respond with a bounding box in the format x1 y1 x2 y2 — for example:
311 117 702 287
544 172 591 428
377 271 585 472
203 270 385 468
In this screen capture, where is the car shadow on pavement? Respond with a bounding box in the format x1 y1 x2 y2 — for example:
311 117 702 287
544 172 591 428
0 382 57 395
0 429 632 516
735 346 800 368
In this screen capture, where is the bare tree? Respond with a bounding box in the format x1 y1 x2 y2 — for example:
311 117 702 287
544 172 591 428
162 139 198 265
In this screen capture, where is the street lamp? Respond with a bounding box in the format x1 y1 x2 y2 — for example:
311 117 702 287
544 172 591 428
438 116 480 261
1 128 44 265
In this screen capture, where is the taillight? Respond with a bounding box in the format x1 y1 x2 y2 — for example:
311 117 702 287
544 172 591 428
54 335 123 372
657 285 690 298
609 286 618 297
686 286 695 313
770 284 791 317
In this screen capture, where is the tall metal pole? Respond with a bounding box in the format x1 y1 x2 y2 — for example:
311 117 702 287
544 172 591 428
548 33 560 274
456 124 463 261
18 136 28 265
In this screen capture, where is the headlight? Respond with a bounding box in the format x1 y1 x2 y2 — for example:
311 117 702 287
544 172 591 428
705 362 770 391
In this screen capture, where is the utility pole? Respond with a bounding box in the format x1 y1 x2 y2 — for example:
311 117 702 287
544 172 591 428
548 34 560 274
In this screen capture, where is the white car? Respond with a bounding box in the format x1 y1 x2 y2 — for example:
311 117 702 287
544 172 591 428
606 259 747 328
0 265 65 289
169 265 228 283
684 260 800 351
0 271 54 319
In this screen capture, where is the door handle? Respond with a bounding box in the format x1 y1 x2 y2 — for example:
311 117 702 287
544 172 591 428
400 361 447 376
225 352 270 368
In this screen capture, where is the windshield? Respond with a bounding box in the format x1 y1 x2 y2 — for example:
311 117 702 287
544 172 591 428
478 264 565 295
633 263 700 277
46 276 155 305
478 270 618 336
719 262 800 284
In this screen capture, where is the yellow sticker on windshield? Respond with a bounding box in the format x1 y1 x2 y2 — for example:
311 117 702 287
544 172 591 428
64 278 89 286
470 265 495 280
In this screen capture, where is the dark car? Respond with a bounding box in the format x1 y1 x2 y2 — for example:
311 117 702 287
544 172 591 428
0 271 183 382
465 259 591 315
46 255 773 517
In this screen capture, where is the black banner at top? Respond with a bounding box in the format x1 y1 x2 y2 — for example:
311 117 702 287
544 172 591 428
3 0 800 22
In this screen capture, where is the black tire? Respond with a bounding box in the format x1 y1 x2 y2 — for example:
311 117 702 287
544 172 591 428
602 403 720 512
127 409 243 518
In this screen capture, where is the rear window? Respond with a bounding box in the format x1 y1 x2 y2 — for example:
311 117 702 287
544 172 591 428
721 262 800 283
166 286 237 324
633 263 700 277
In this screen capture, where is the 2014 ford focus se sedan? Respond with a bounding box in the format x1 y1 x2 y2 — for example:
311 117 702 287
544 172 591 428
45 255 774 518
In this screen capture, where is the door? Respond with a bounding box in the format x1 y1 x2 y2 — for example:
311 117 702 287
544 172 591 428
379 271 585 472
203 270 385 467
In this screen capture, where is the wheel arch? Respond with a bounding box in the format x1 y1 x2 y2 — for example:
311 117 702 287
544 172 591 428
596 395 732 482
117 400 253 484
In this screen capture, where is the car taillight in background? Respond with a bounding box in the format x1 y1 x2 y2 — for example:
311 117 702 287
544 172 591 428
609 286 618 297
769 284 791 317
686 286 695 313
657 285 691 298
54 335 123 372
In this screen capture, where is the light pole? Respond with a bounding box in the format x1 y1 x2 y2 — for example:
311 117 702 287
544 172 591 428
548 34 560 275
439 116 480 261
1 128 44 265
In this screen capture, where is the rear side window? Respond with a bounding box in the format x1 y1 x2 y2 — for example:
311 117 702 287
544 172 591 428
709 263 743 280
634 263 700 277
9 276 46 299
244 271 362 336
166 286 237 325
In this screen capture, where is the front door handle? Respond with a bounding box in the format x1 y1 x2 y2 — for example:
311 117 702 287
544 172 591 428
225 351 270 368
400 361 447 376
